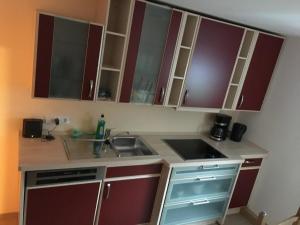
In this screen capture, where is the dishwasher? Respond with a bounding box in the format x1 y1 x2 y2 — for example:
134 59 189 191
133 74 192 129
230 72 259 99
24 167 105 225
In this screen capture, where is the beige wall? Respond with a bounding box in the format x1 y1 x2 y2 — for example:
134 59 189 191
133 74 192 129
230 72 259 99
239 37 300 224
0 0 217 214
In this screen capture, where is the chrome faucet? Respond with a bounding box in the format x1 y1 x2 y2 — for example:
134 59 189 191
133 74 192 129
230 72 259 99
104 129 130 142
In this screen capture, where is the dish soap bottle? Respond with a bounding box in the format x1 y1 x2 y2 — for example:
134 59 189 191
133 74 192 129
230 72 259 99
95 114 105 140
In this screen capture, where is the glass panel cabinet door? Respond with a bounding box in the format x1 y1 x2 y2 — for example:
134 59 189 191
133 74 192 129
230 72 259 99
49 18 89 99
131 4 171 103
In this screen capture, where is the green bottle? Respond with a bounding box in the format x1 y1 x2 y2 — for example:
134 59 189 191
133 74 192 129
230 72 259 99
96 114 105 140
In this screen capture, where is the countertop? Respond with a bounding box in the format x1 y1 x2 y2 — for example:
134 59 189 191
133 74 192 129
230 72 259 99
19 132 268 171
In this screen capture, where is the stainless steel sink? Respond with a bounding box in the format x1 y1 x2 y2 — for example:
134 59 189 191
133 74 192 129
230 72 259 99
62 135 158 160
110 136 158 157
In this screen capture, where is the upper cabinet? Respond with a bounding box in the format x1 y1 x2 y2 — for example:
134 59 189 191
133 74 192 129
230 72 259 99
34 13 103 100
180 18 244 109
223 31 284 111
119 1 177 104
237 33 284 111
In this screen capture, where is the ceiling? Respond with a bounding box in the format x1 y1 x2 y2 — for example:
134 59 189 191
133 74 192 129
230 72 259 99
160 0 300 37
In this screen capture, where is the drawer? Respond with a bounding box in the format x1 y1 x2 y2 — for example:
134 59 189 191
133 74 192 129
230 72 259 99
171 164 239 180
106 164 162 178
165 174 236 205
160 197 228 225
242 158 262 168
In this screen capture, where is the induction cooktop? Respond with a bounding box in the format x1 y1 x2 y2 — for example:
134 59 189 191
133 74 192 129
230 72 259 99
163 139 227 160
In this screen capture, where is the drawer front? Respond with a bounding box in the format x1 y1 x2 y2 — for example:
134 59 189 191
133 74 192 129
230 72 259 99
242 158 262 168
165 174 236 205
106 164 162 178
160 197 228 225
171 164 239 180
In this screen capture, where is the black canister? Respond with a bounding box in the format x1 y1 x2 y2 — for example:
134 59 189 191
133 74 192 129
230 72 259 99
230 123 247 142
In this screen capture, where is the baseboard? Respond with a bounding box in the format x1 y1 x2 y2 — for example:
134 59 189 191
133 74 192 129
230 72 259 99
0 212 18 219
240 207 260 225
227 207 241 215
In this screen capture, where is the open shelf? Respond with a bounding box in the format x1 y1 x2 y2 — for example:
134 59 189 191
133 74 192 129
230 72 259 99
240 30 255 58
168 79 183 106
181 15 198 48
224 85 238 109
107 0 131 35
174 48 190 78
102 33 125 70
232 58 246 84
98 70 120 101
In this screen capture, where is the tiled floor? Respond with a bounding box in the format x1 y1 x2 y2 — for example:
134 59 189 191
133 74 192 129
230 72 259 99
0 213 253 225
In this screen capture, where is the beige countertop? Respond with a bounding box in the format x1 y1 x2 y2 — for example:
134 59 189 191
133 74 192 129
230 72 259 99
19 132 268 171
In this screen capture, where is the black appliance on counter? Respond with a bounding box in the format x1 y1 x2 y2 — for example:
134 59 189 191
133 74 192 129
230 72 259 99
164 139 226 160
210 114 232 141
22 118 43 138
230 123 247 142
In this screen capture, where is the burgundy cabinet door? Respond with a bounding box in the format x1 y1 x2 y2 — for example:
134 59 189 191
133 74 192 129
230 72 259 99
34 14 54 98
182 18 244 108
98 177 160 225
25 183 100 225
237 34 283 111
229 169 259 208
154 10 183 105
81 24 103 100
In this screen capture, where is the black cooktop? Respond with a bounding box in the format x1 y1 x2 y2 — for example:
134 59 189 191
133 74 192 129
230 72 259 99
163 139 227 160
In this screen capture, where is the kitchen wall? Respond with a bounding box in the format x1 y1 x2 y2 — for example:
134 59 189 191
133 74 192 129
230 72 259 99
239 37 300 224
0 0 217 214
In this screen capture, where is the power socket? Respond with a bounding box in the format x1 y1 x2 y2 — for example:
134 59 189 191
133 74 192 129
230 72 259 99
55 116 70 125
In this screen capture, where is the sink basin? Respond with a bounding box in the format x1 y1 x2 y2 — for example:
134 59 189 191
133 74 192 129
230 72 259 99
62 135 158 160
110 136 158 157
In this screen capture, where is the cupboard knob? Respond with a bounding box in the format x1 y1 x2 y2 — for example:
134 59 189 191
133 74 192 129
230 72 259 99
159 87 165 103
183 89 189 105
238 95 244 108
89 80 94 98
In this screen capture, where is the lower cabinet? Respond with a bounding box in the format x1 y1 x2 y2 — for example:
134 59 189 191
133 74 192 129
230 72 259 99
160 164 239 225
98 164 162 225
229 158 262 208
24 167 104 225
229 169 259 208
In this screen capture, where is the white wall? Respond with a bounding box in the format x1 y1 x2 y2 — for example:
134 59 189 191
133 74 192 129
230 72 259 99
238 36 300 224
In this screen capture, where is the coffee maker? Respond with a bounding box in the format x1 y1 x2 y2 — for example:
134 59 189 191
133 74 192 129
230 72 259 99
210 114 232 141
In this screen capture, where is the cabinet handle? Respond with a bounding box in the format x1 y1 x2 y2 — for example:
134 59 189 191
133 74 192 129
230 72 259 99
106 183 111 199
192 199 210 206
195 176 217 182
89 80 94 98
238 95 244 108
183 89 188 105
159 87 165 103
244 159 255 164
202 165 219 170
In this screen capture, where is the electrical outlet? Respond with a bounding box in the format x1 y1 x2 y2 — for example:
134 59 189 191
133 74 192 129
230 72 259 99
55 116 70 125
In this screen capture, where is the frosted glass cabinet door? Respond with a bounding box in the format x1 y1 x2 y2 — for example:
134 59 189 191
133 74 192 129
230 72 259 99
49 18 89 99
131 4 171 103
120 1 172 103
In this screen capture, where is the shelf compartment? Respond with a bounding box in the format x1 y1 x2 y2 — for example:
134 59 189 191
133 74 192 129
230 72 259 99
160 197 228 225
165 174 235 205
102 33 125 70
98 70 120 101
232 58 246 84
106 0 131 35
168 79 183 106
224 85 238 109
174 48 190 78
181 15 198 48
240 30 255 58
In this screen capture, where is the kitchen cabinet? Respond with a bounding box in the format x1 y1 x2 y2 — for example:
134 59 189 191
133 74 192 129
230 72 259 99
229 158 262 208
34 13 103 100
160 164 239 225
25 167 103 225
180 18 244 109
119 1 175 104
98 164 162 225
236 33 284 111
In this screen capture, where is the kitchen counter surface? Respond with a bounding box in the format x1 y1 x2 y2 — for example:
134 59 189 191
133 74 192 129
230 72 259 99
19 132 268 171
